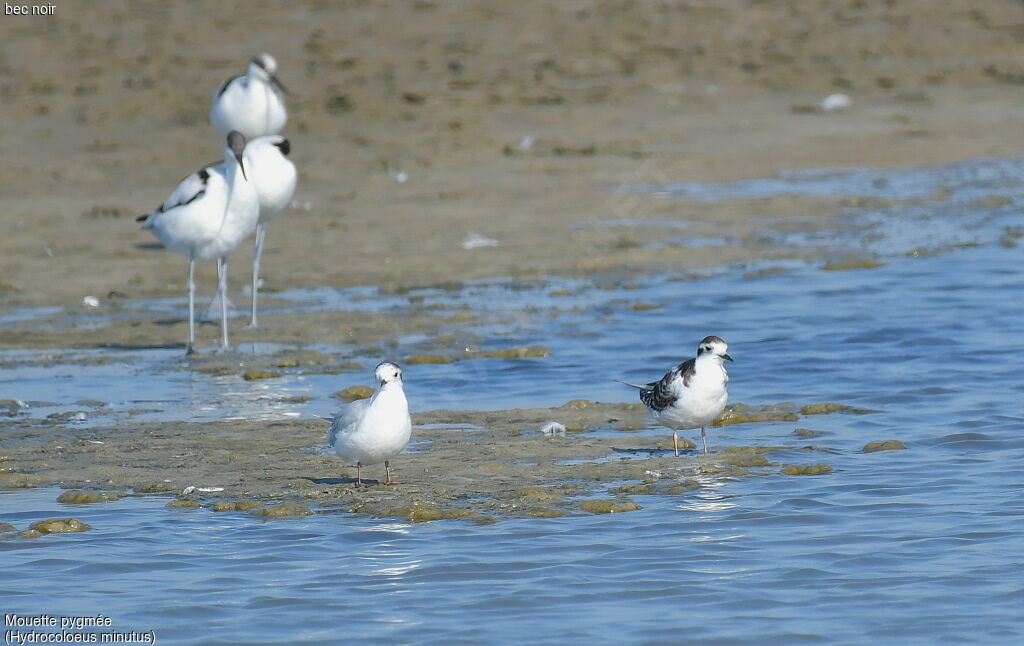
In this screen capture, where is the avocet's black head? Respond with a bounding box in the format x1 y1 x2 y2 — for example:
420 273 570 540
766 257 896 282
696 335 733 362
226 130 248 180
250 52 292 96
375 361 403 387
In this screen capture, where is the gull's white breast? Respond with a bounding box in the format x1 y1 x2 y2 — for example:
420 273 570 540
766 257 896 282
330 386 412 466
658 362 729 429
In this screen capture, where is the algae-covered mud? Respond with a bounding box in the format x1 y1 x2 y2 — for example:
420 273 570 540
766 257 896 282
0 400 862 522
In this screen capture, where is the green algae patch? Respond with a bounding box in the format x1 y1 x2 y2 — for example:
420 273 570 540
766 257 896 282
524 507 566 518
243 369 282 381
479 345 551 359
18 529 44 539
251 501 312 518
617 483 655 495
134 483 178 494
715 403 799 427
375 504 475 522
579 499 641 514
212 500 264 512
30 518 91 534
307 361 366 375
822 259 885 271
700 464 749 477
663 436 697 451
793 428 824 438
862 440 907 453
336 385 373 402
799 402 878 415
630 303 661 311
664 480 702 495
560 399 592 410
798 445 840 454
782 464 833 475
0 522 17 532
57 490 126 504
405 354 455 365
716 448 771 468
511 487 565 505
167 500 201 509
800 402 852 415
615 420 645 431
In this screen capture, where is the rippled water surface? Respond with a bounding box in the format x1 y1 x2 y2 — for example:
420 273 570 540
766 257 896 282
3 157 1024 644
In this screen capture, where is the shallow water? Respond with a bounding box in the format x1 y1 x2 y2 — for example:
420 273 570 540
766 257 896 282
3 157 1024 644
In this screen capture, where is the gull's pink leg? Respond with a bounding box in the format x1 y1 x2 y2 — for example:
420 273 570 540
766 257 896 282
384 460 401 485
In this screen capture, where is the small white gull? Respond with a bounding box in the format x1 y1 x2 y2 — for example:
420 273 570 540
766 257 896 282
326 362 413 486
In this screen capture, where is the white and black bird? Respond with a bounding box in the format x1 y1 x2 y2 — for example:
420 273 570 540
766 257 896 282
326 362 412 487
241 135 297 328
138 131 260 354
622 335 733 456
210 53 290 140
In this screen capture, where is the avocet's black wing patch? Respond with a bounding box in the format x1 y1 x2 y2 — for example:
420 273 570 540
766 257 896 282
215 75 242 99
157 168 210 214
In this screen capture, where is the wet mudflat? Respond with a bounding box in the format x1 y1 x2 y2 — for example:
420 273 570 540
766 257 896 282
2 157 1024 643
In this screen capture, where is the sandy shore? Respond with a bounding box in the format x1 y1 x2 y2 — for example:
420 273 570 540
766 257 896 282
4 1 1024 323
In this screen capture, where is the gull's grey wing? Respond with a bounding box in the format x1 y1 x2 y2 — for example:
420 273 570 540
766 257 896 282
325 398 371 446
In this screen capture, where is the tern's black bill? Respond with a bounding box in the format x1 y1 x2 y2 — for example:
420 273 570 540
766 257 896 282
723 353 734 362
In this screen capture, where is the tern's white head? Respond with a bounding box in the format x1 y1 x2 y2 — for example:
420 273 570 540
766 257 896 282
375 361 403 387
696 335 733 363
247 53 290 96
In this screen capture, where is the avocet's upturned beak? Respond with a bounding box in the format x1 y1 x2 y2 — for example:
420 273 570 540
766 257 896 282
227 131 248 180
723 353 734 362
270 74 292 97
